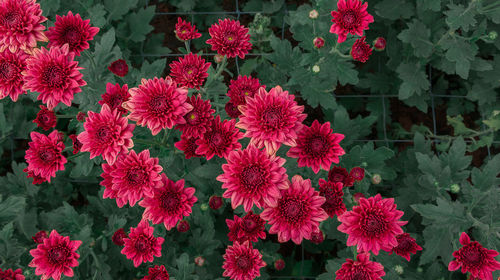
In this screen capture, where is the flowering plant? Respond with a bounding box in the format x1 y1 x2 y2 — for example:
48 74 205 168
0 0 499 280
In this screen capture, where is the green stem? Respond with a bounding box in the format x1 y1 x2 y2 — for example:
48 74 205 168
56 114 76 119
134 138 168 148
329 43 351 58
184 41 191 53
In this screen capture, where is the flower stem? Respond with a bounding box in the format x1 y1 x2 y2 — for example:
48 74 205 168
184 41 191 53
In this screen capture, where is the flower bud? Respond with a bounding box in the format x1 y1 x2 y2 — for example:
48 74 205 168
309 9 319 19
209 195 223 210
177 220 190 232
450 184 460 193
274 259 285 271
312 65 320 73
76 112 86 122
200 203 209 211
313 37 325 49
112 228 127 246
214 54 224 64
371 174 382 185
373 37 386 51
310 230 324 244
32 230 48 244
394 265 404 275
488 31 498 40
194 256 205 266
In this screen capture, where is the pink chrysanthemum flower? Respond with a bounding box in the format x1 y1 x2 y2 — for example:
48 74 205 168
337 194 407 255
328 166 354 187
0 268 25 280
142 265 170 280
225 101 241 118
287 120 345 173
109 150 163 207
261 175 328 245
222 241 266 280
121 220 164 268
226 211 266 243
23 44 86 110
68 134 82 154
25 130 66 182
0 0 47 53
196 115 243 160
218 146 288 211
174 135 201 159
227 75 265 106
0 48 28 101
448 232 500 280
318 178 346 217
330 0 374 43
351 36 372 63
78 104 135 164
125 77 193 136
206 19 252 59
29 230 81 280
99 159 127 208
388 233 422 261
175 94 215 138
33 105 57 131
139 174 197 230
169 53 210 90
46 11 99 56
99 83 130 115
24 167 47 185
175 17 201 41
335 252 385 280
108 59 128 77
236 86 306 155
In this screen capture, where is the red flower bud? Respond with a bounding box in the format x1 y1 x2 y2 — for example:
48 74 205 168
274 259 285 271
313 37 325 49
209 195 223 210
373 37 386 51
177 220 190 232
112 228 127 246
32 230 48 243
108 59 129 77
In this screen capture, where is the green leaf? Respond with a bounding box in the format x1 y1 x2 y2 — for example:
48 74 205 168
471 154 500 190
268 37 302 73
0 196 26 225
440 36 478 79
396 63 430 99
173 253 198 280
444 3 477 32
104 0 139 21
419 225 453 265
397 19 433 58
139 58 167 81
411 198 469 226
87 4 107 28
127 6 155 42
375 0 414 20
420 0 441 11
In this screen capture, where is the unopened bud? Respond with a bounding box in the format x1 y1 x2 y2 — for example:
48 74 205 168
450 184 460 193
194 256 205 266
309 9 319 19
312 65 320 73
200 203 209 211
371 174 382 185
373 37 386 51
488 31 498 40
274 259 285 271
313 37 325 49
209 195 223 210
394 265 404 275
214 54 224 64
177 220 190 232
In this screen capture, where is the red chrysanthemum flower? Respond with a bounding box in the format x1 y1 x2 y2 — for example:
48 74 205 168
121 220 164 268
109 150 163 207
335 252 385 280
0 48 28 101
125 77 193 136
175 94 215 138
24 167 47 185
328 166 354 187
112 228 127 246
353 192 365 204
25 130 66 182
222 241 266 280
351 36 372 63
68 134 82 154
196 115 243 160
310 230 325 244
32 230 48 244
206 19 252 59
46 11 99 56
227 75 265 106
29 230 81 280
330 0 374 43
318 178 346 217
169 53 210 90
78 104 134 164
226 211 266 243
175 17 201 41
174 135 201 159
209 195 224 210
139 174 197 230
0 0 47 53
349 167 365 181
108 59 128 77
0 268 25 280
225 101 241 118
448 232 500 280
287 120 345 173
99 160 127 208
33 105 56 131
337 194 407 255
261 175 328 244
176 220 190 232
237 86 306 155
23 44 86 110
217 146 288 212
142 265 169 280
76 112 86 122
389 233 422 261
99 83 130 115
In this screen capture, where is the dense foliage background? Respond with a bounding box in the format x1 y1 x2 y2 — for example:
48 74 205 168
0 0 499 279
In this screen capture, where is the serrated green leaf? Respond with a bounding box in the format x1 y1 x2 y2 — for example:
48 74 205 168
375 0 414 20
396 63 430 99
398 19 433 58
127 6 155 42
420 0 441 11
444 3 477 32
440 36 478 79
411 198 469 226
0 196 26 225
104 0 139 21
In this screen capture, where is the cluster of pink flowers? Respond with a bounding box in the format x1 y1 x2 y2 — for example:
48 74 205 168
4 3 498 279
